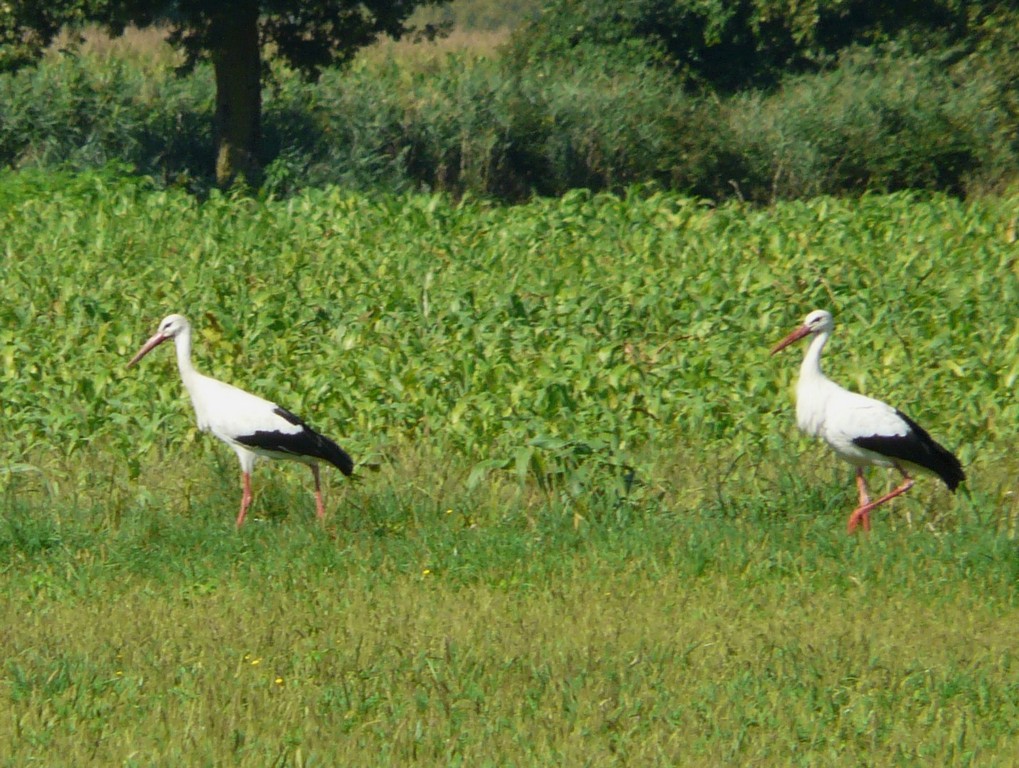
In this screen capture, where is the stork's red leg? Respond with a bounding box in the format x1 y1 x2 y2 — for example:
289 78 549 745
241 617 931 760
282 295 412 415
310 463 326 520
848 467 914 533
236 472 253 528
848 468 872 533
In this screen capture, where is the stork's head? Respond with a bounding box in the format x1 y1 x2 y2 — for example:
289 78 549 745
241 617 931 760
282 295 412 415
127 314 190 367
770 309 833 355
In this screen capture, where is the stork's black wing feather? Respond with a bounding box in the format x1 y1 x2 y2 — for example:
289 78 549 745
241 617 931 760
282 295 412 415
235 407 354 476
852 410 964 491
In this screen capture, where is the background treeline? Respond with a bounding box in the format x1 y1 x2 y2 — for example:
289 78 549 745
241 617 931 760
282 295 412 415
1 0 1016 202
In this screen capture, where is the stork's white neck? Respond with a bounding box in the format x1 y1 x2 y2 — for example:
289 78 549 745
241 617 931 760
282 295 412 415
794 329 834 437
800 329 830 383
173 325 201 391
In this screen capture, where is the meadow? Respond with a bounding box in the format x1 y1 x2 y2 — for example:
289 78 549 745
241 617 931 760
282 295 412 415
1 169 1018 764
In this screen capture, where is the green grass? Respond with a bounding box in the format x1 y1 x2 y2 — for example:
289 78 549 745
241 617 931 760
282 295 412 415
1 169 1017 764
2 484 1018 765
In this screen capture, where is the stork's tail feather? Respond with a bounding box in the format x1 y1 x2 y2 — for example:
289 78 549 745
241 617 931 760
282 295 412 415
931 444 965 492
317 434 355 477
898 412 965 491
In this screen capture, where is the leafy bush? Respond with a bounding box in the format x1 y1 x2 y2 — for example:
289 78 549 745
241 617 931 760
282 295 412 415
264 43 1018 201
261 52 737 200
0 33 1016 201
0 51 214 189
726 46 1013 201
260 59 417 196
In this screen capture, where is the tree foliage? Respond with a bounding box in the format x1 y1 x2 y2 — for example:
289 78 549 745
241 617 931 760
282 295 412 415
0 1 87 70
2 1 450 75
81 0 451 77
510 0 1019 91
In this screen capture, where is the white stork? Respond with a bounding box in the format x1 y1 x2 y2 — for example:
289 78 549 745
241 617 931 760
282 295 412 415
771 309 964 532
127 314 354 527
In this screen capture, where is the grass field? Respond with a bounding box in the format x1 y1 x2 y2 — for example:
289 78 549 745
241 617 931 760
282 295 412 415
1 170 1017 764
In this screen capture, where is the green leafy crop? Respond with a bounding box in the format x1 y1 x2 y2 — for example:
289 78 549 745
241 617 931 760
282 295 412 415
0 170 1015 519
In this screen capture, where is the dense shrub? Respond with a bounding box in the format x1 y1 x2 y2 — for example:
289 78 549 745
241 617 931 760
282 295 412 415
0 52 213 189
269 37 1019 200
260 51 748 201
261 59 416 195
0 37 1016 201
726 46 1016 201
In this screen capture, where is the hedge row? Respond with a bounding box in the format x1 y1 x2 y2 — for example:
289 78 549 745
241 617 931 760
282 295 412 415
0 41 1015 201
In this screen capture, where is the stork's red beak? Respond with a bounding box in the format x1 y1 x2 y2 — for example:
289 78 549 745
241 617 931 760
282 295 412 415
127 332 169 367
770 323 812 355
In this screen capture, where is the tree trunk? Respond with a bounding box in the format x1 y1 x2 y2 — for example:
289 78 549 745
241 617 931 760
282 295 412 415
210 6 261 188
